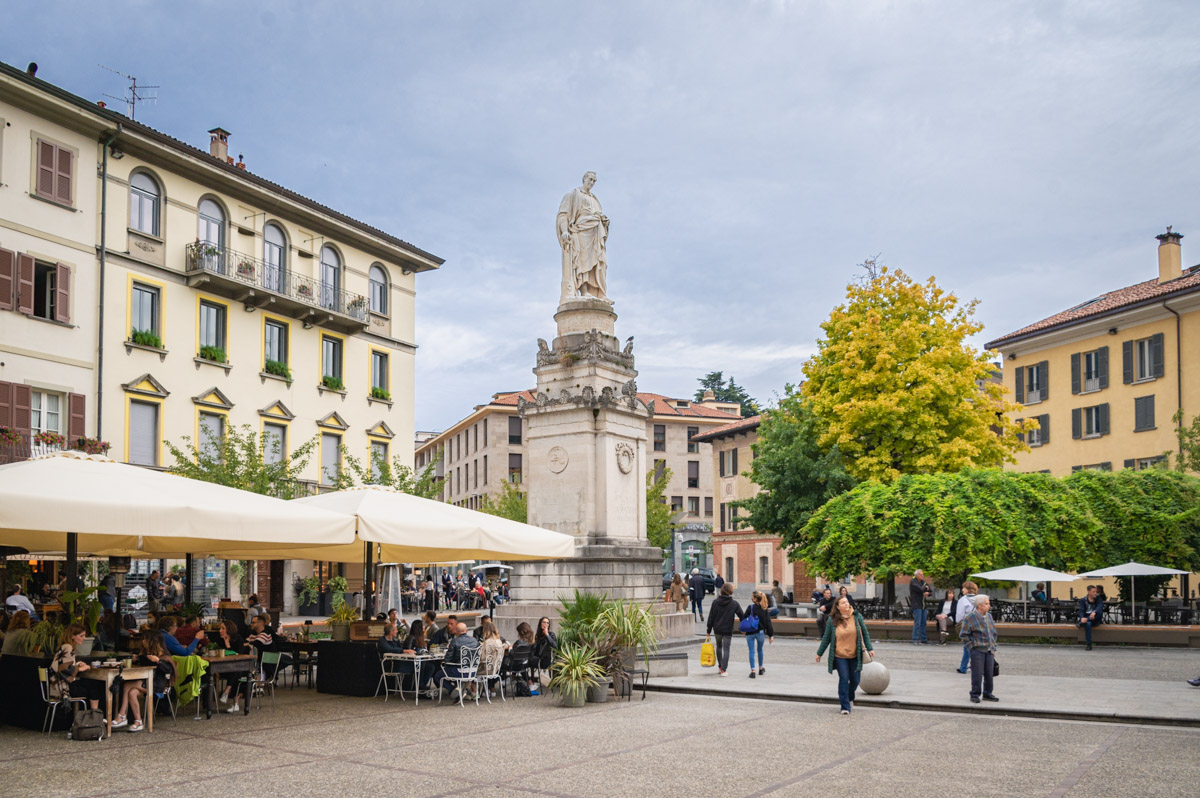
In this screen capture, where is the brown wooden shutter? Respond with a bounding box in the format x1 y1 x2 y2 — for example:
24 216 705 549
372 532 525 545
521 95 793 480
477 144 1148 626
16 253 34 315
1038 361 1049 400
1070 353 1081 394
54 263 70 323
0 248 14 311
1097 346 1109 389
55 146 73 205
1071 408 1081 439
1015 366 1024 403
1151 333 1165 378
0 381 12 428
1039 414 1049 444
12 384 31 435
36 140 56 199
68 392 85 439
1122 340 1133 384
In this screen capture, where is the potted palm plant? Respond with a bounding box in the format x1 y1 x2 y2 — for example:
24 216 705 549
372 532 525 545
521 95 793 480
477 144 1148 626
592 600 659 698
548 642 605 708
26 620 64 657
327 601 359 643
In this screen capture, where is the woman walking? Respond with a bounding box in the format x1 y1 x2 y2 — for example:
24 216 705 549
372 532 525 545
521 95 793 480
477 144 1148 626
815 596 874 715
668 573 688 612
742 591 774 679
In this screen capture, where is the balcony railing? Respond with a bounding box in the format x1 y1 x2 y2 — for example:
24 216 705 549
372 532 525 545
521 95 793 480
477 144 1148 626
185 242 369 330
1024 388 1042 403
1083 377 1101 393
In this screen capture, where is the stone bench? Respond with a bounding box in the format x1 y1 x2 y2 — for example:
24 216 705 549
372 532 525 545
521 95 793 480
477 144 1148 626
779 604 817 619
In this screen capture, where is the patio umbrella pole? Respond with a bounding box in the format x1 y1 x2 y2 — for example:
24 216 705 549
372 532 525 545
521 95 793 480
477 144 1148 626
66 533 79 591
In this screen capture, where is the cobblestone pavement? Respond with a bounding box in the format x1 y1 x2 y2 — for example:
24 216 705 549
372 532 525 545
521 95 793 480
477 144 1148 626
3 680 1198 797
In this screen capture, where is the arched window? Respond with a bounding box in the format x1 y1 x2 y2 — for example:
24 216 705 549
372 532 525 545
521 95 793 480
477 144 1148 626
263 223 287 292
129 172 160 236
197 198 225 272
368 264 388 315
320 245 341 311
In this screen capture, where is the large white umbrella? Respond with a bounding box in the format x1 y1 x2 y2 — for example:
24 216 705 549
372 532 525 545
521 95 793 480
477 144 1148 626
290 486 576 562
971 564 1079 620
1079 561 1190 622
0 451 356 558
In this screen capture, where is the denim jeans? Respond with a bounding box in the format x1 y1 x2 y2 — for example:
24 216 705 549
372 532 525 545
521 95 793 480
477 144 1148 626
1079 614 1103 644
834 656 860 711
691 596 704 618
912 608 928 642
968 648 995 699
746 631 765 670
959 643 971 672
714 634 732 672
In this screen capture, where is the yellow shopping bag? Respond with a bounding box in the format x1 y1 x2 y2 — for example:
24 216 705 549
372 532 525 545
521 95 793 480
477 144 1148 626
700 635 716 668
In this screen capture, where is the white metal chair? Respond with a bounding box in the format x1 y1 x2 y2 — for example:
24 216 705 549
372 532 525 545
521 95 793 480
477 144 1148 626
477 644 505 703
437 646 481 707
376 653 404 702
39 667 86 735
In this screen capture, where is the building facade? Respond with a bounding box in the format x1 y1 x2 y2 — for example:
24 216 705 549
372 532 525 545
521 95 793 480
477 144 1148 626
0 62 441 610
985 231 1199 475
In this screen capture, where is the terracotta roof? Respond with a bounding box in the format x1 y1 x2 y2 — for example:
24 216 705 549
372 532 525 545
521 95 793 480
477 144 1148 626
490 390 740 419
688 415 762 443
985 267 1200 349
0 61 442 268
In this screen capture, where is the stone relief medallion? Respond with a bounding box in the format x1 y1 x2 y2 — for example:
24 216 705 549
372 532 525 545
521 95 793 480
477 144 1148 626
725 483 733 496
614 442 635 474
547 446 569 474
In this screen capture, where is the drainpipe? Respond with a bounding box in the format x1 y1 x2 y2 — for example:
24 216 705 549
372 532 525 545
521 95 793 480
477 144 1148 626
1164 300 1183 457
96 125 120 442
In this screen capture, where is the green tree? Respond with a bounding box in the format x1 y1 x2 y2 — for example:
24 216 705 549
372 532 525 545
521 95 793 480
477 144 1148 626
1168 409 1200 473
477 480 528 522
694 371 759 417
802 267 1031 483
331 445 442 499
735 385 856 536
645 466 674 552
165 424 319 499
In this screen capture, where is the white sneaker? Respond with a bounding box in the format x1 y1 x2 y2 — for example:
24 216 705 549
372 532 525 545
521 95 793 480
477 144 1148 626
218 694 229 705
224 704 240 714
840 709 850 715
110 715 128 729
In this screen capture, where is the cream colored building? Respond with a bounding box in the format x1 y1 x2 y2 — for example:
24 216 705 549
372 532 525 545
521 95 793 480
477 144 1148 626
415 389 739 531
986 231 1199 474
0 61 441 610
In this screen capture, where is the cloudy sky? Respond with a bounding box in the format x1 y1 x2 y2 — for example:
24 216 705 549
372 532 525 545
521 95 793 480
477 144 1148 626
5 1 1198 432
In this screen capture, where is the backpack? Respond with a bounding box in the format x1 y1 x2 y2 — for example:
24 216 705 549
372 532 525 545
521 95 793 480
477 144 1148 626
513 679 532 697
739 607 760 634
70 707 106 741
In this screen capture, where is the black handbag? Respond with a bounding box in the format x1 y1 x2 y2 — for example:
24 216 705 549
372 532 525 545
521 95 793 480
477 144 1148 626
992 658 1000 677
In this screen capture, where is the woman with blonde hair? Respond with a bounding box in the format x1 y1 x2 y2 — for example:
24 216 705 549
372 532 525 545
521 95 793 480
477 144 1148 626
1 610 32 656
815 596 874 715
479 618 506 693
741 591 774 679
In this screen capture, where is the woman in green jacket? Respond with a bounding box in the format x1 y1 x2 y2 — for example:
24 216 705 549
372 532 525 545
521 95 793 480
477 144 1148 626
815 597 874 715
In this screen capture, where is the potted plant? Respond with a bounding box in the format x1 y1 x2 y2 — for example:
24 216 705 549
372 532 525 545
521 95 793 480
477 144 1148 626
347 296 367 313
130 328 163 349
0 427 22 447
26 620 65 657
327 601 359 643
370 386 391 401
296 283 314 299
60 585 104 655
236 259 256 279
296 576 322 616
328 575 348 608
321 375 344 391
548 642 604 708
72 437 111 455
263 359 292 382
33 431 66 450
199 345 227 363
591 600 659 698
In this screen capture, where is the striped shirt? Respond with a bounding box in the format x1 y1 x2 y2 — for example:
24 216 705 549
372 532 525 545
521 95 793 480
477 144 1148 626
959 609 997 652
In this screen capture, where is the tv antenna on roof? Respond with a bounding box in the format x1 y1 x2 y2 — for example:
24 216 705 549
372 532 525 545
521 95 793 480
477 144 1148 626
99 65 158 120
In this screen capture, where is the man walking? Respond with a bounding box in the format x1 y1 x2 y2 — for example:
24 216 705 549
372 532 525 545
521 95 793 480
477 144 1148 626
1077 584 1105 651
688 568 706 621
705 584 744 677
910 570 931 644
959 594 999 703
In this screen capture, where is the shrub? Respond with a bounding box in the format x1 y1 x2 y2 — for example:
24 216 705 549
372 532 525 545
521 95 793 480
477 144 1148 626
264 359 292 381
321 375 345 391
370 386 391 401
130 328 163 349
199 345 227 363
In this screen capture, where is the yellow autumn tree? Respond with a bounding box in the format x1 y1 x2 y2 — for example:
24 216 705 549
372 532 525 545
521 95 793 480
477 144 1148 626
802 267 1031 483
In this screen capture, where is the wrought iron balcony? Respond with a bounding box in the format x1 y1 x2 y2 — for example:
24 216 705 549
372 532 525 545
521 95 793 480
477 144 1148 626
185 242 369 333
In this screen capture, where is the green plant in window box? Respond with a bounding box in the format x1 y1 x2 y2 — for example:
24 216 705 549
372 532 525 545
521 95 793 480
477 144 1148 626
33 431 66 448
130 328 163 349
370 387 391 401
236 259 256 279
73 437 111 455
199 345 227 363
321 375 344 391
0 427 23 446
347 296 367 313
264 359 292 382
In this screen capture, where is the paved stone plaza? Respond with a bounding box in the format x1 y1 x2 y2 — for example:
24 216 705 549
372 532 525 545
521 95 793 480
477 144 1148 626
2 640 1198 798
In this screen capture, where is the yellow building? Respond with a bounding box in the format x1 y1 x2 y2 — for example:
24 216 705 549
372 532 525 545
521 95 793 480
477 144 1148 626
985 230 1198 474
0 61 441 610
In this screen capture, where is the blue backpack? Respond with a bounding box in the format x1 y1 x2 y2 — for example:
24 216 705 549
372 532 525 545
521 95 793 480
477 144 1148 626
739 606 760 634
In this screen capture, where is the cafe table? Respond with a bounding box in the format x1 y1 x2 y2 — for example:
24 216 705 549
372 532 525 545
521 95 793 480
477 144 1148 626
197 653 257 719
382 651 444 705
81 661 156 737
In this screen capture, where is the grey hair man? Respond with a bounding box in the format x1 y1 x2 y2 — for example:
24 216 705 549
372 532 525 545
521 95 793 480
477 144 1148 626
959 595 998 704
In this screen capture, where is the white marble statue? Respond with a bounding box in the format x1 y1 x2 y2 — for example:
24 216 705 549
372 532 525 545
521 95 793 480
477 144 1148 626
557 171 609 301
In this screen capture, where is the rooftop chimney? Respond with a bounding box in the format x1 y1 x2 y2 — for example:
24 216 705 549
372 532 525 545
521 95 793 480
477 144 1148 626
208 127 230 162
1156 227 1183 284
26 62 38 77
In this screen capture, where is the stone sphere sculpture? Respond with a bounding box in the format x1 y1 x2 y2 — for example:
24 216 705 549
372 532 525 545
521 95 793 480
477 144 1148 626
859 660 890 695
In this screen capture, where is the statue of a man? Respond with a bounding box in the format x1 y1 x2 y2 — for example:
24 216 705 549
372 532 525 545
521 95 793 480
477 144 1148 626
557 171 609 301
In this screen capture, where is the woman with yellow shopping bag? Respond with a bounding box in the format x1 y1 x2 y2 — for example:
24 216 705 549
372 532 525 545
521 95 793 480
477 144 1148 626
700 637 716 667
704 583 744 676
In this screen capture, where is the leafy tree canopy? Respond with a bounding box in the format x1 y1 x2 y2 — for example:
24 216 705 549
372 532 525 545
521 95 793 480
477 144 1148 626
477 480 528 523
792 468 1200 588
694 371 759 418
331 444 442 499
735 385 856 536
646 466 675 552
802 267 1031 483
165 424 319 499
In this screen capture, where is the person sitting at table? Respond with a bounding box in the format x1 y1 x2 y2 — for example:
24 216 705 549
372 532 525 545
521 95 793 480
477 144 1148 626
479 618 505 694
935 588 958 645
2 610 32 656
501 622 537 693
246 615 292 681
386 608 409 637
1032 583 1047 603
378 622 406 655
404 619 427 653
211 619 247 709
111 661 147 733
245 594 265 620
6 585 38 621
434 621 480 698
97 609 131 653
532 616 557 670
1078 584 1105 651
174 615 202 647
49 623 106 714
160 615 206 656
429 614 458 647
137 630 177 715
